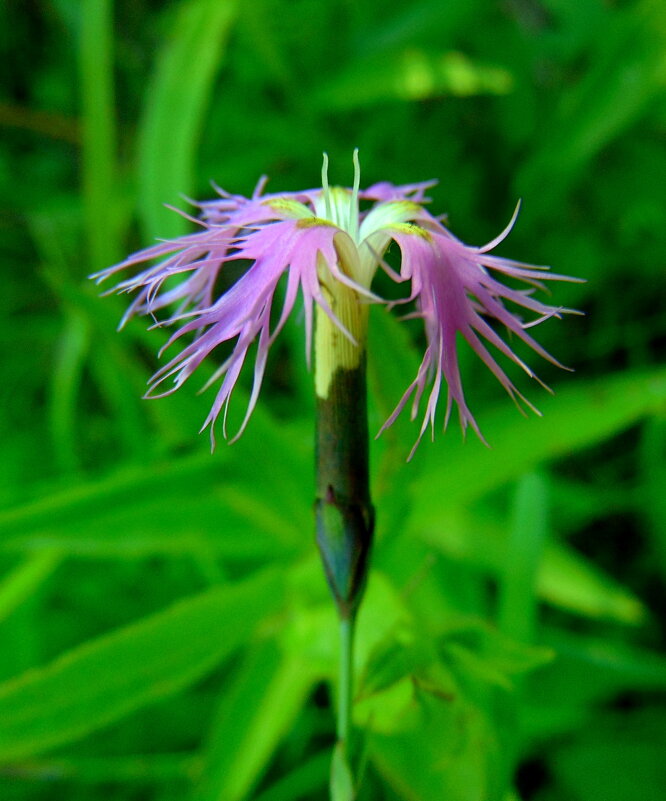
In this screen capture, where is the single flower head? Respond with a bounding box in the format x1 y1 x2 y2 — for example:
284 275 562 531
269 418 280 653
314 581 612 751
92 151 579 456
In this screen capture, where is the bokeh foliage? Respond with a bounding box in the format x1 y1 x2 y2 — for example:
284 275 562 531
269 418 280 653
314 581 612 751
1 0 665 799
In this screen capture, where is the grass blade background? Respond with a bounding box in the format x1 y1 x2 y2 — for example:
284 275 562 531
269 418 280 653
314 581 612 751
0 570 282 762
498 473 549 643
137 0 239 240
79 0 120 271
0 552 62 626
194 640 317 801
411 366 666 516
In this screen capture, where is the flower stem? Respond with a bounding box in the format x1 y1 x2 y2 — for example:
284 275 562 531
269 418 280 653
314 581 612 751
337 615 355 746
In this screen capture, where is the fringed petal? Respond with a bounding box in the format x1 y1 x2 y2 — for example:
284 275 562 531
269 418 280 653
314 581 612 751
384 217 578 456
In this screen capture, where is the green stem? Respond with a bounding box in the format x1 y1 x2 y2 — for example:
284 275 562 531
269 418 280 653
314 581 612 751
337 616 355 746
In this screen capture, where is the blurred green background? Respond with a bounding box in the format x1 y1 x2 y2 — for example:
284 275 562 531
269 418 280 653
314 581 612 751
1 1 665 799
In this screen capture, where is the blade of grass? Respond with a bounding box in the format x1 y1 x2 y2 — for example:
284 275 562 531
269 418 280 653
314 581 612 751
137 0 239 240
79 0 120 271
498 473 549 643
0 569 282 762
0 551 62 626
411 366 666 515
194 640 316 801
47 311 90 473
0 453 305 560
250 750 329 801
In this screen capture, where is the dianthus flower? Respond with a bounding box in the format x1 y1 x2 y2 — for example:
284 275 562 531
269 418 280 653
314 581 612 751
92 151 576 457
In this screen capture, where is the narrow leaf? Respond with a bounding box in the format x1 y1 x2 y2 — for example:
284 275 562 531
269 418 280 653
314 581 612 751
0 570 282 762
194 639 316 801
0 551 61 625
498 473 549 642
138 0 239 239
79 0 120 269
412 367 666 513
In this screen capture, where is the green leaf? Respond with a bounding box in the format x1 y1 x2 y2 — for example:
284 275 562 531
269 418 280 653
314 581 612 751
415 502 646 625
355 570 413 673
50 270 314 463
440 622 554 688
369 684 505 801
0 449 307 560
47 312 90 473
411 367 666 513
515 0 666 217
497 473 549 642
0 569 282 762
194 639 316 801
251 751 329 801
85 335 153 460
137 0 239 240
358 628 430 701
368 305 424 497
79 0 120 270
523 632 666 741
0 551 61 625
538 541 646 624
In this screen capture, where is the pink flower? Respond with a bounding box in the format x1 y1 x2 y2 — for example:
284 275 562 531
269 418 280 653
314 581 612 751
92 152 579 455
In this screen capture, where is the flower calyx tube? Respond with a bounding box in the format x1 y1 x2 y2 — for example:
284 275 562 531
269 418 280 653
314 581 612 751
314 270 374 622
